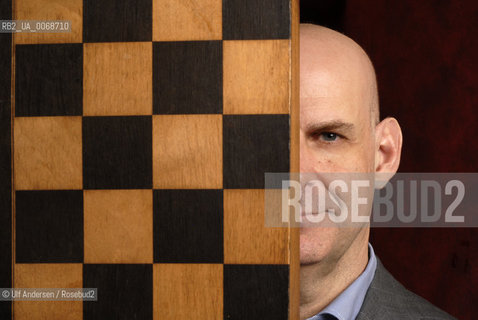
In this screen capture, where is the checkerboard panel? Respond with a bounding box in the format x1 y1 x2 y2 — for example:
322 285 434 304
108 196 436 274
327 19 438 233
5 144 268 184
14 0 83 44
84 189 153 264
83 264 153 319
224 264 290 319
83 42 153 116
8 0 297 318
15 190 83 263
14 116 83 190
15 44 83 117
153 41 223 115
223 115 290 189
83 0 152 43
14 264 83 319
153 0 222 41
82 116 153 190
224 189 289 264
153 115 223 189
223 40 290 114
153 189 224 263
153 263 223 319
223 0 290 40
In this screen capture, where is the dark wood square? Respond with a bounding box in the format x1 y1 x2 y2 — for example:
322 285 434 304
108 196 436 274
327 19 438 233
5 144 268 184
224 264 289 319
83 0 152 42
153 41 222 114
223 0 290 40
83 264 153 319
83 116 152 189
153 189 223 263
15 44 82 117
15 190 83 263
223 115 290 189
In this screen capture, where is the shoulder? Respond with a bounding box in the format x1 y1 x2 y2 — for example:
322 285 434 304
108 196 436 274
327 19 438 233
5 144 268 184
357 258 456 320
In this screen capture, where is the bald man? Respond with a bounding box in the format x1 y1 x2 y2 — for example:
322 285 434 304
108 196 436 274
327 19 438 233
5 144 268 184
299 24 455 320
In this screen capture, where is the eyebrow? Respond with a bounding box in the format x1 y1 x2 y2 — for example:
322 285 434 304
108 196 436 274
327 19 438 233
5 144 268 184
304 120 356 135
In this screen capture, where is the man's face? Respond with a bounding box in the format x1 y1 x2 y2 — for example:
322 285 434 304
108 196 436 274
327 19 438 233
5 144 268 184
299 30 376 265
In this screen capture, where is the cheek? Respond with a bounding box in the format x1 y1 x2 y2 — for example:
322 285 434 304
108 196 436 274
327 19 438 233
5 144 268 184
346 146 375 172
310 147 374 173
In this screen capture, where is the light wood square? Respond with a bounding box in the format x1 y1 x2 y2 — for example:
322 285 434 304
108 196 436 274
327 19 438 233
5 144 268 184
224 189 289 264
83 42 152 116
14 263 82 320
14 116 82 190
153 0 222 41
153 264 222 319
223 40 290 114
14 0 82 44
153 115 222 189
84 189 153 263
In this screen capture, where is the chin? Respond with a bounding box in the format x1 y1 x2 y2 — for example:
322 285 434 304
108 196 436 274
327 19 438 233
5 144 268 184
300 227 337 265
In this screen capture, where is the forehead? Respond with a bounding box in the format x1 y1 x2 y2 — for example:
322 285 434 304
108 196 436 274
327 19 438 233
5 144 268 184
300 66 369 127
300 36 371 127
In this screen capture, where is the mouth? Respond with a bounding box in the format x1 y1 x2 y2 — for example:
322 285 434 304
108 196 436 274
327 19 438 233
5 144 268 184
300 208 333 217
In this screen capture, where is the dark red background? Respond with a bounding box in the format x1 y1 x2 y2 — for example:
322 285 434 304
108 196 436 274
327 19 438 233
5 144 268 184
302 1 478 319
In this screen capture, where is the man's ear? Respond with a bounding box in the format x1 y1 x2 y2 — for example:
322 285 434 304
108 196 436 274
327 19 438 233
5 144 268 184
374 117 403 185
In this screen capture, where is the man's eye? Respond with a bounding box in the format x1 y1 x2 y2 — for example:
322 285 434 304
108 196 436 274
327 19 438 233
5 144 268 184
320 132 339 142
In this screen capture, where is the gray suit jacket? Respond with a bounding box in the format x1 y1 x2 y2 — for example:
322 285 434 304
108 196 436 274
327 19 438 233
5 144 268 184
356 259 457 320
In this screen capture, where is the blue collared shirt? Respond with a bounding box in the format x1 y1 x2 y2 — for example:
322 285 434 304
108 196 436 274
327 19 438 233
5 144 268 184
306 244 378 320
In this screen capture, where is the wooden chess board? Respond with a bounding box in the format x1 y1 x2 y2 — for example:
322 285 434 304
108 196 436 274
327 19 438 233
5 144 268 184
0 0 299 318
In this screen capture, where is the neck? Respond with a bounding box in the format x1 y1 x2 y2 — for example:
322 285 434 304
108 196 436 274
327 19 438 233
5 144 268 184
299 227 370 320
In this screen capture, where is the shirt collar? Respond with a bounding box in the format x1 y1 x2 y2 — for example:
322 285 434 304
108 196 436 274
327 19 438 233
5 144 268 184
307 243 377 320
